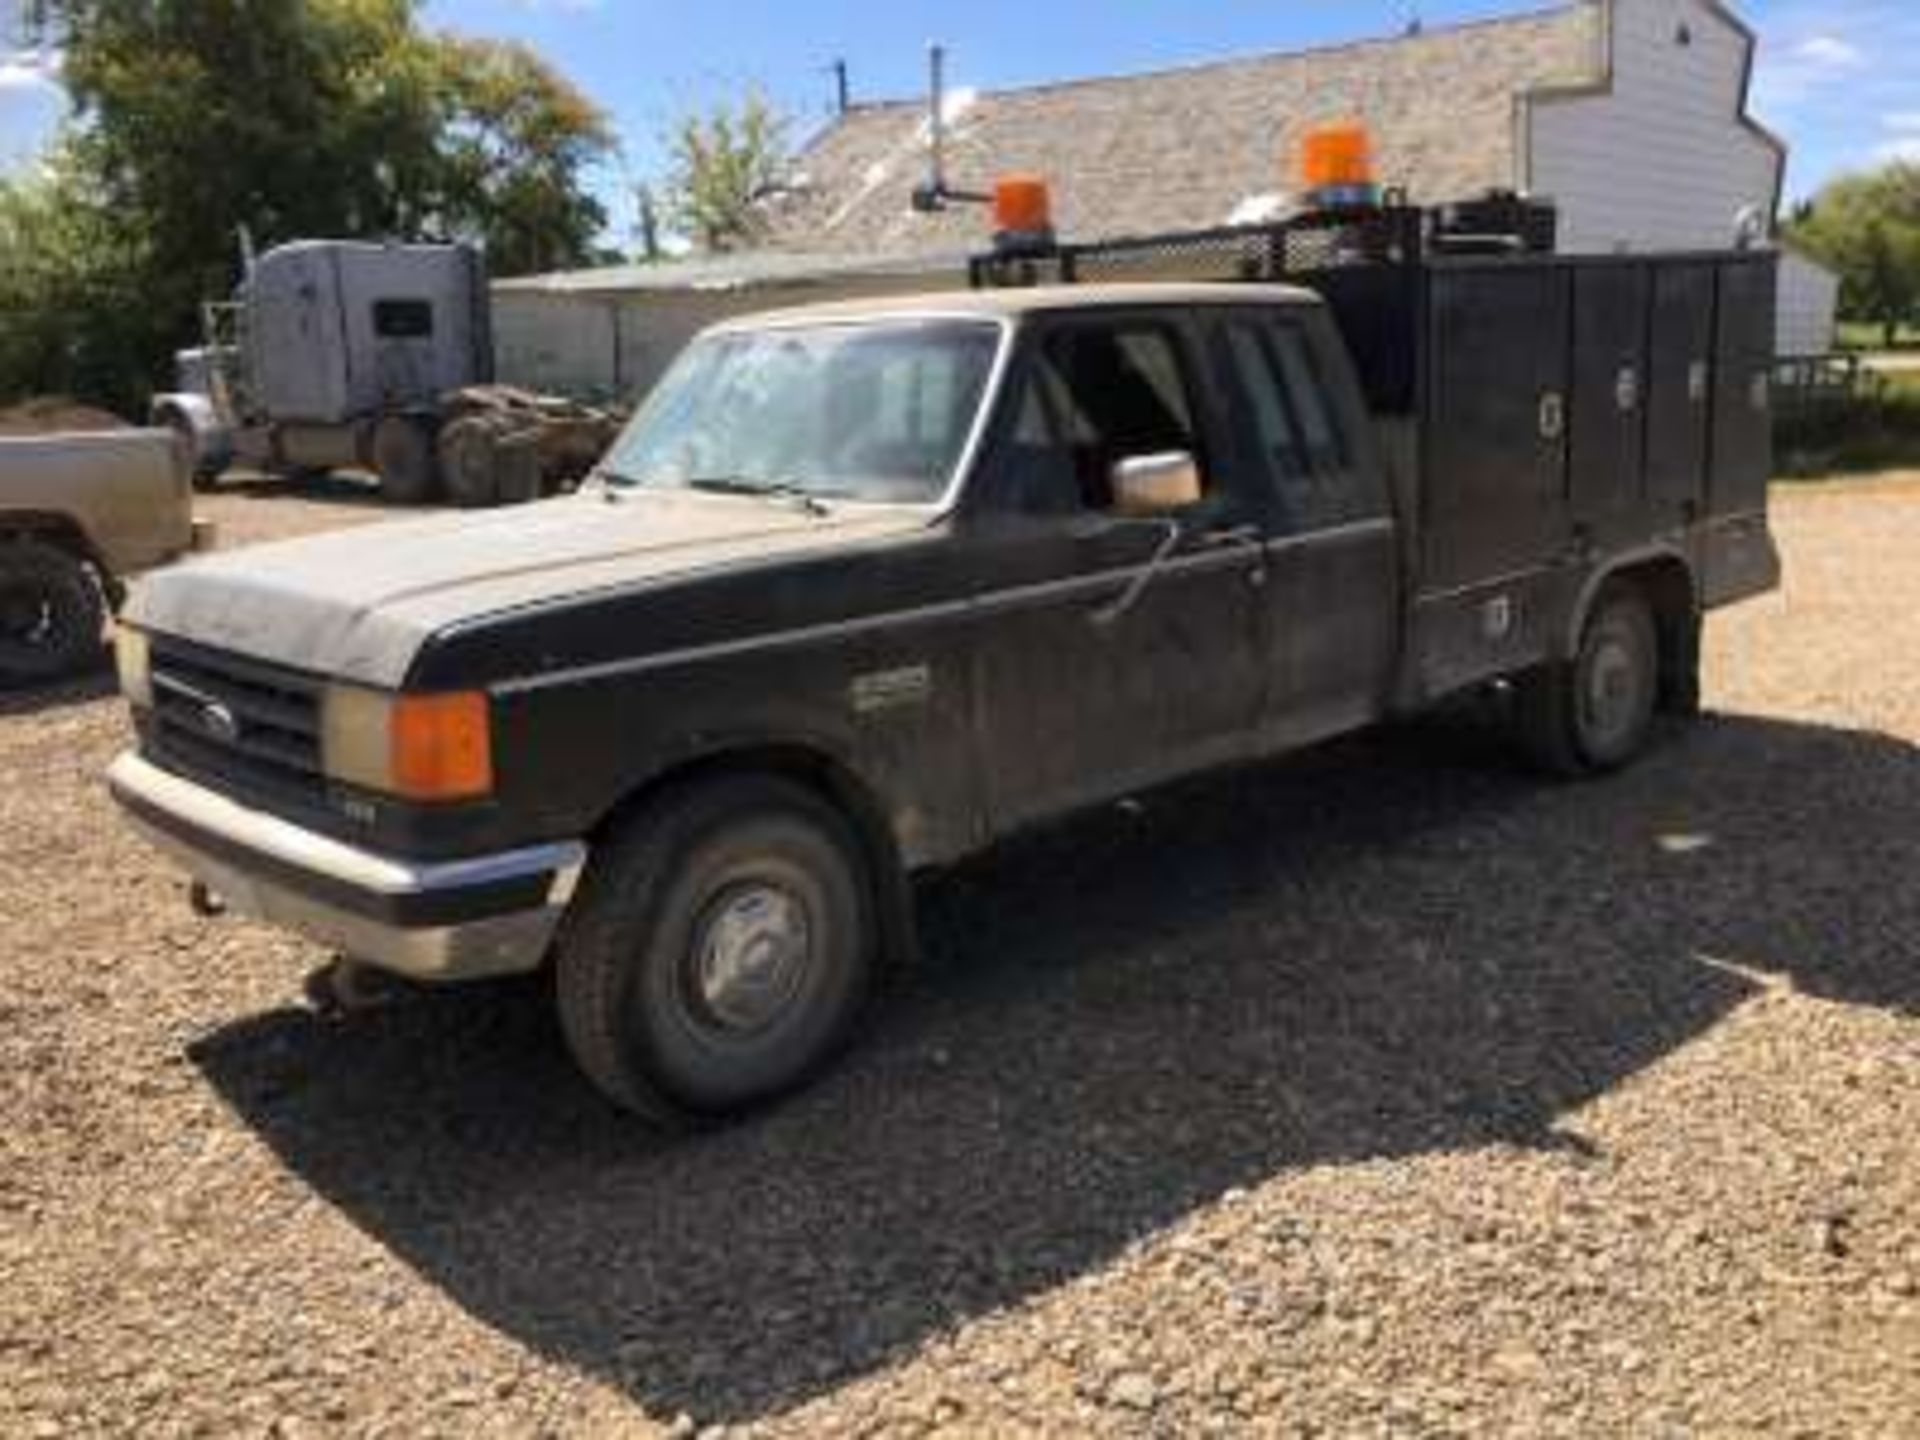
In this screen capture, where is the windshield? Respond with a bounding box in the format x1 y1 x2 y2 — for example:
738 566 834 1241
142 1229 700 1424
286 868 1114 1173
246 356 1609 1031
599 319 1002 505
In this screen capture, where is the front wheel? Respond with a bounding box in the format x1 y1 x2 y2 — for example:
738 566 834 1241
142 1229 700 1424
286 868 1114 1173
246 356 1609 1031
554 776 877 1124
1516 582 1660 775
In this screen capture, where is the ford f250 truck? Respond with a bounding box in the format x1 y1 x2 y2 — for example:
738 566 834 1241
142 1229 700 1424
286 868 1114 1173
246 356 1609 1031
106 196 1780 1124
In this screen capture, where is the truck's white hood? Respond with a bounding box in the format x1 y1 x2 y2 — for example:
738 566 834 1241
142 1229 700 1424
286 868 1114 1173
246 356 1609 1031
127 489 930 687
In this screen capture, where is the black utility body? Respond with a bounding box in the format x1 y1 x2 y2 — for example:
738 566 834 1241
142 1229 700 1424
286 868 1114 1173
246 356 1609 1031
112 199 1780 1121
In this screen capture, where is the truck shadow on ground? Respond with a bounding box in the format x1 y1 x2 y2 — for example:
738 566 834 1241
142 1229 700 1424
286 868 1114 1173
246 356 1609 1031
0 658 116 716
190 711 1920 1425
206 469 396 507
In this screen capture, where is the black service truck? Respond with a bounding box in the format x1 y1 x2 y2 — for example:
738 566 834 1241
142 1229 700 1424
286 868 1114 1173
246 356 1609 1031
108 196 1780 1124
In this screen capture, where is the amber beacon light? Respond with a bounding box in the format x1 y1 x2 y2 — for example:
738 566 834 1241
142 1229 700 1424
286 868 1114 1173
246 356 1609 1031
993 174 1054 238
1300 122 1380 208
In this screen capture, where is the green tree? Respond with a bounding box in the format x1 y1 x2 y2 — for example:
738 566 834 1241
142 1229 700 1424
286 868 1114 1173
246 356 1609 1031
1789 163 1920 348
5 0 612 408
665 93 790 253
0 151 158 415
429 34 613 275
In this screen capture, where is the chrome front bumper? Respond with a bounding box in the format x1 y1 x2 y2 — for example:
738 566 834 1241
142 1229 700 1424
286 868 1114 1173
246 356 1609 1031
107 752 586 982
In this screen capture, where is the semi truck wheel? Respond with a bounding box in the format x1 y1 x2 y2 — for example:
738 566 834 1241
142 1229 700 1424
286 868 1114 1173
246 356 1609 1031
554 775 877 1124
0 539 107 685
438 415 502 509
372 415 442 505
1517 581 1660 775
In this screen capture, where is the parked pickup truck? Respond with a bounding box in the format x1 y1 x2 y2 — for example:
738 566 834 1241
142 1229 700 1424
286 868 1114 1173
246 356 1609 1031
2 428 204 684
107 200 1780 1124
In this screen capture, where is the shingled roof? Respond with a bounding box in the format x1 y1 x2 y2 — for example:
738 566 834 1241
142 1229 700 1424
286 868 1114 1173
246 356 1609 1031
762 4 1602 256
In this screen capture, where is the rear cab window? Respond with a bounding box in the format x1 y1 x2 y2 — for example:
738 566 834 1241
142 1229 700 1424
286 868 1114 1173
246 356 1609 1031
1218 309 1379 529
373 299 435 339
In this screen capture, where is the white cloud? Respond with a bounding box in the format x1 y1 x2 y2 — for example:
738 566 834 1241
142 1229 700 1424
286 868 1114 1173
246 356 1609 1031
1876 137 1920 163
1885 113 1920 133
1795 35 1866 67
0 45 60 92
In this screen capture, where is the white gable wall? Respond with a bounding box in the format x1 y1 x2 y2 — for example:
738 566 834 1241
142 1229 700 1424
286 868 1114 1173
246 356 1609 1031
1524 0 1781 252
1521 0 1834 353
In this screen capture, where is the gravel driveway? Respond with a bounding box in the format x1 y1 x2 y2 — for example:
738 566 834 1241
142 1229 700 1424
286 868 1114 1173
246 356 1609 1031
3 477 1917 1437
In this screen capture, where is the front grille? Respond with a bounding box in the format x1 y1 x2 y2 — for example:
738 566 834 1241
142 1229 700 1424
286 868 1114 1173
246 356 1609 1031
148 639 327 806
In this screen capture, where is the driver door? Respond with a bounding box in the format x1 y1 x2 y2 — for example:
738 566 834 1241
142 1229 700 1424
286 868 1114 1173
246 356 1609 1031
971 310 1271 829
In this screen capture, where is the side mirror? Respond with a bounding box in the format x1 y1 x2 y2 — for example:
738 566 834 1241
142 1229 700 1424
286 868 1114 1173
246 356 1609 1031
1110 451 1202 516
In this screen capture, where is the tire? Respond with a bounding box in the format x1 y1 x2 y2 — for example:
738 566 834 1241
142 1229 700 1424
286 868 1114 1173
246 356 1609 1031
554 775 878 1124
161 412 221 491
437 415 503 509
371 415 441 505
0 539 107 685
1517 581 1660 776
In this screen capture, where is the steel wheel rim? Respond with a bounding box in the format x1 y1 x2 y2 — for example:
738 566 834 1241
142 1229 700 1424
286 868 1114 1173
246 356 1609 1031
1581 631 1644 751
0 585 53 650
687 880 813 1036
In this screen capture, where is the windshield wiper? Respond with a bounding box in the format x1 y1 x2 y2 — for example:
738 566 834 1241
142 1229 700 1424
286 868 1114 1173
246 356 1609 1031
685 475 831 515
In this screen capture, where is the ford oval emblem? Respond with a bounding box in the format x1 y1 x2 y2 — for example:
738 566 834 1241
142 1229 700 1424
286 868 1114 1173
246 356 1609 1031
200 701 241 744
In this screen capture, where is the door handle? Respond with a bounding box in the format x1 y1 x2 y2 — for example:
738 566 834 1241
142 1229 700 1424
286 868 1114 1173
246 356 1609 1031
1090 522 1184 629
1196 522 1264 552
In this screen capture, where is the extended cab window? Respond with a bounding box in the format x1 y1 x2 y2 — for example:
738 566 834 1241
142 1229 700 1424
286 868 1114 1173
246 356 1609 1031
373 299 434 339
1224 317 1363 527
1009 320 1210 513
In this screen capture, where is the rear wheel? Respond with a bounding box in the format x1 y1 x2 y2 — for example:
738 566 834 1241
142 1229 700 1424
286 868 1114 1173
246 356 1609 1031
0 539 107 685
372 415 441 504
438 415 503 509
554 775 877 1124
1517 582 1660 775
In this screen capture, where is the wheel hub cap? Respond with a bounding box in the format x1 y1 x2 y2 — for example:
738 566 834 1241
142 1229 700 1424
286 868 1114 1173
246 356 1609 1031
692 883 811 1033
1583 637 1641 745
0 588 50 646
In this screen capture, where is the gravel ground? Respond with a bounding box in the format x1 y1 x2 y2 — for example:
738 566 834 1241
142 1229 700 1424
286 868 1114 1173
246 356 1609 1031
3 477 1917 1437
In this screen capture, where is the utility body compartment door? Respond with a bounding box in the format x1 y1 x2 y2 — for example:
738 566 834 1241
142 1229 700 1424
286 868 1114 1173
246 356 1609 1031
1644 263 1716 528
1421 265 1571 593
1702 254 1780 605
1568 264 1651 546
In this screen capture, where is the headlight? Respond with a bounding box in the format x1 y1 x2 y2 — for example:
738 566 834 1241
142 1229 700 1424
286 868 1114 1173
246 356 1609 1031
114 626 153 708
321 685 494 802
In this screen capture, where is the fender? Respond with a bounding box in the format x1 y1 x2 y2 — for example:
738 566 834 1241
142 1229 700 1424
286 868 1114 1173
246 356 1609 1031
597 727 923 969
1559 542 1698 657
149 393 233 477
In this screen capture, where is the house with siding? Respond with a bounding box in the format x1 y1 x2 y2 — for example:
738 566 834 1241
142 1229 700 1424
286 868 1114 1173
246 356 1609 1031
496 0 1835 398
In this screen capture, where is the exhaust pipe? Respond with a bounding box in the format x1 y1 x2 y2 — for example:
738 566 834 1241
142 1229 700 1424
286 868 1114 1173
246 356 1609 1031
928 42 947 199
913 42 952 212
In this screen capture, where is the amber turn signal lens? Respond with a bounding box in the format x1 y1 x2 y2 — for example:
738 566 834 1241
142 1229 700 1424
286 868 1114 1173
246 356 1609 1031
1300 122 1374 190
993 174 1053 234
390 692 493 801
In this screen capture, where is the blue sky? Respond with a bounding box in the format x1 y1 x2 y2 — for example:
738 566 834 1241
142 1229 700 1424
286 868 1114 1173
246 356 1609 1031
3 0 1915 245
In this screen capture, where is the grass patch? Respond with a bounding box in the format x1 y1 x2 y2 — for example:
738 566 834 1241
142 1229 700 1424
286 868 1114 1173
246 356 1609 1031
1836 320 1920 352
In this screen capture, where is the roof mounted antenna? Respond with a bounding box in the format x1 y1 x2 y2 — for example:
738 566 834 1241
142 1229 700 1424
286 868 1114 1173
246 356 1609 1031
912 42 988 212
